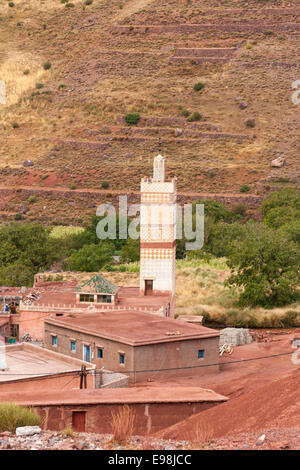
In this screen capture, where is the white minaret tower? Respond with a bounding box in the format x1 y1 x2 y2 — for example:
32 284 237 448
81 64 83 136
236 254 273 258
140 148 176 317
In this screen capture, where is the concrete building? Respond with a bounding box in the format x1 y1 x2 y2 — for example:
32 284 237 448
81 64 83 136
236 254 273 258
44 310 220 382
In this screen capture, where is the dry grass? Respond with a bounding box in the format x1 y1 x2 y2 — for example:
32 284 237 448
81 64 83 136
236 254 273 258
0 52 46 106
186 419 214 449
0 403 41 433
60 426 76 437
110 405 136 445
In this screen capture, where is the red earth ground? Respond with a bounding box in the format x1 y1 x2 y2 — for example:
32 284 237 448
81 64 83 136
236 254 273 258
131 331 300 441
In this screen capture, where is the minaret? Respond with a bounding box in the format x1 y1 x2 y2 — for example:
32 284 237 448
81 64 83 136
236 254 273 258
140 150 176 317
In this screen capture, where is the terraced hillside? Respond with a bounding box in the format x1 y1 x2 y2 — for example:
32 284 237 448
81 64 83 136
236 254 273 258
0 0 299 223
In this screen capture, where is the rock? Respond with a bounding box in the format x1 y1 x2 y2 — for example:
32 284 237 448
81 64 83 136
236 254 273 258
239 101 248 110
174 128 183 137
16 426 41 437
256 434 266 445
23 160 34 167
271 156 285 167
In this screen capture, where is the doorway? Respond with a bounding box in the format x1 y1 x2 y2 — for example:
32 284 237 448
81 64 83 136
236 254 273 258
83 344 91 362
72 411 86 432
144 280 153 296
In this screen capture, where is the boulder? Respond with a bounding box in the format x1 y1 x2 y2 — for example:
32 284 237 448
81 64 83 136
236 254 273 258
16 426 41 437
271 156 285 167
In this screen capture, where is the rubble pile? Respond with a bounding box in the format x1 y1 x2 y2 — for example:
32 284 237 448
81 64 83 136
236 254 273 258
219 328 253 347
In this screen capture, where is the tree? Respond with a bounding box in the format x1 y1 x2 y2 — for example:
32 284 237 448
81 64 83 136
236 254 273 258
67 243 113 272
262 189 300 228
120 239 140 263
226 222 300 307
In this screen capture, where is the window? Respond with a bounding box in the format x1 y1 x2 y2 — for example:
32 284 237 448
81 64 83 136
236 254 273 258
198 349 205 359
71 341 76 352
97 348 103 359
52 335 57 346
119 353 125 365
79 294 94 303
97 295 112 304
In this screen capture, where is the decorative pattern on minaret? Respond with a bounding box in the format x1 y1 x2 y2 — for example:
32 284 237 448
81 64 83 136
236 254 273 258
140 152 176 317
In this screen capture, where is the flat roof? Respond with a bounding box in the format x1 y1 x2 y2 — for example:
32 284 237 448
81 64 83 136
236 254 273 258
0 386 228 406
45 311 219 346
0 343 94 382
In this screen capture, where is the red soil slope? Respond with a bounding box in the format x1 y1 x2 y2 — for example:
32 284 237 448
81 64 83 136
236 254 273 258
157 367 300 440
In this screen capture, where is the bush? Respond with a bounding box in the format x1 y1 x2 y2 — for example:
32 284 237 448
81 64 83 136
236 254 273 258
28 196 37 203
69 182 76 190
35 82 44 89
23 69 30 75
125 113 140 125
181 109 190 117
101 181 109 189
193 82 205 92
85 0 93 4
0 403 41 433
8 2 15 7
240 184 250 193
245 119 255 128
12 122 19 129
187 112 202 122
43 61 51 70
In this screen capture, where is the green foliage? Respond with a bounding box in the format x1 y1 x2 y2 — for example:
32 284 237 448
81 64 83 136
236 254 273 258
120 239 140 263
67 242 113 272
125 113 140 125
187 111 202 122
35 82 44 89
262 189 300 229
181 109 190 117
12 122 19 129
101 181 109 189
226 222 300 307
0 403 41 433
240 184 250 193
0 223 61 286
43 61 51 71
193 82 205 91
28 196 37 203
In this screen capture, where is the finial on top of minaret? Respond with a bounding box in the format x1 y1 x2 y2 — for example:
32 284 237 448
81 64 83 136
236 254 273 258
153 138 165 182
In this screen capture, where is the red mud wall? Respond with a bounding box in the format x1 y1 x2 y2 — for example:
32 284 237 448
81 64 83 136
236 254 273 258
0 372 94 394
36 401 219 435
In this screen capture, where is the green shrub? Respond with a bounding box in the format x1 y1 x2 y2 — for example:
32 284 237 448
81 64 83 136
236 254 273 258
125 113 140 125
181 110 189 118
240 185 250 193
28 196 37 203
12 122 19 129
85 0 93 4
187 111 202 122
101 181 109 189
43 61 51 71
193 82 205 92
0 403 41 433
23 69 30 75
14 213 23 221
35 82 44 89
69 183 77 190
8 2 15 7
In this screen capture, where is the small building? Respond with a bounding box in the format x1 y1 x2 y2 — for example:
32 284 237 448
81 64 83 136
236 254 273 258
0 342 96 392
75 274 119 305
44 311 220 382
